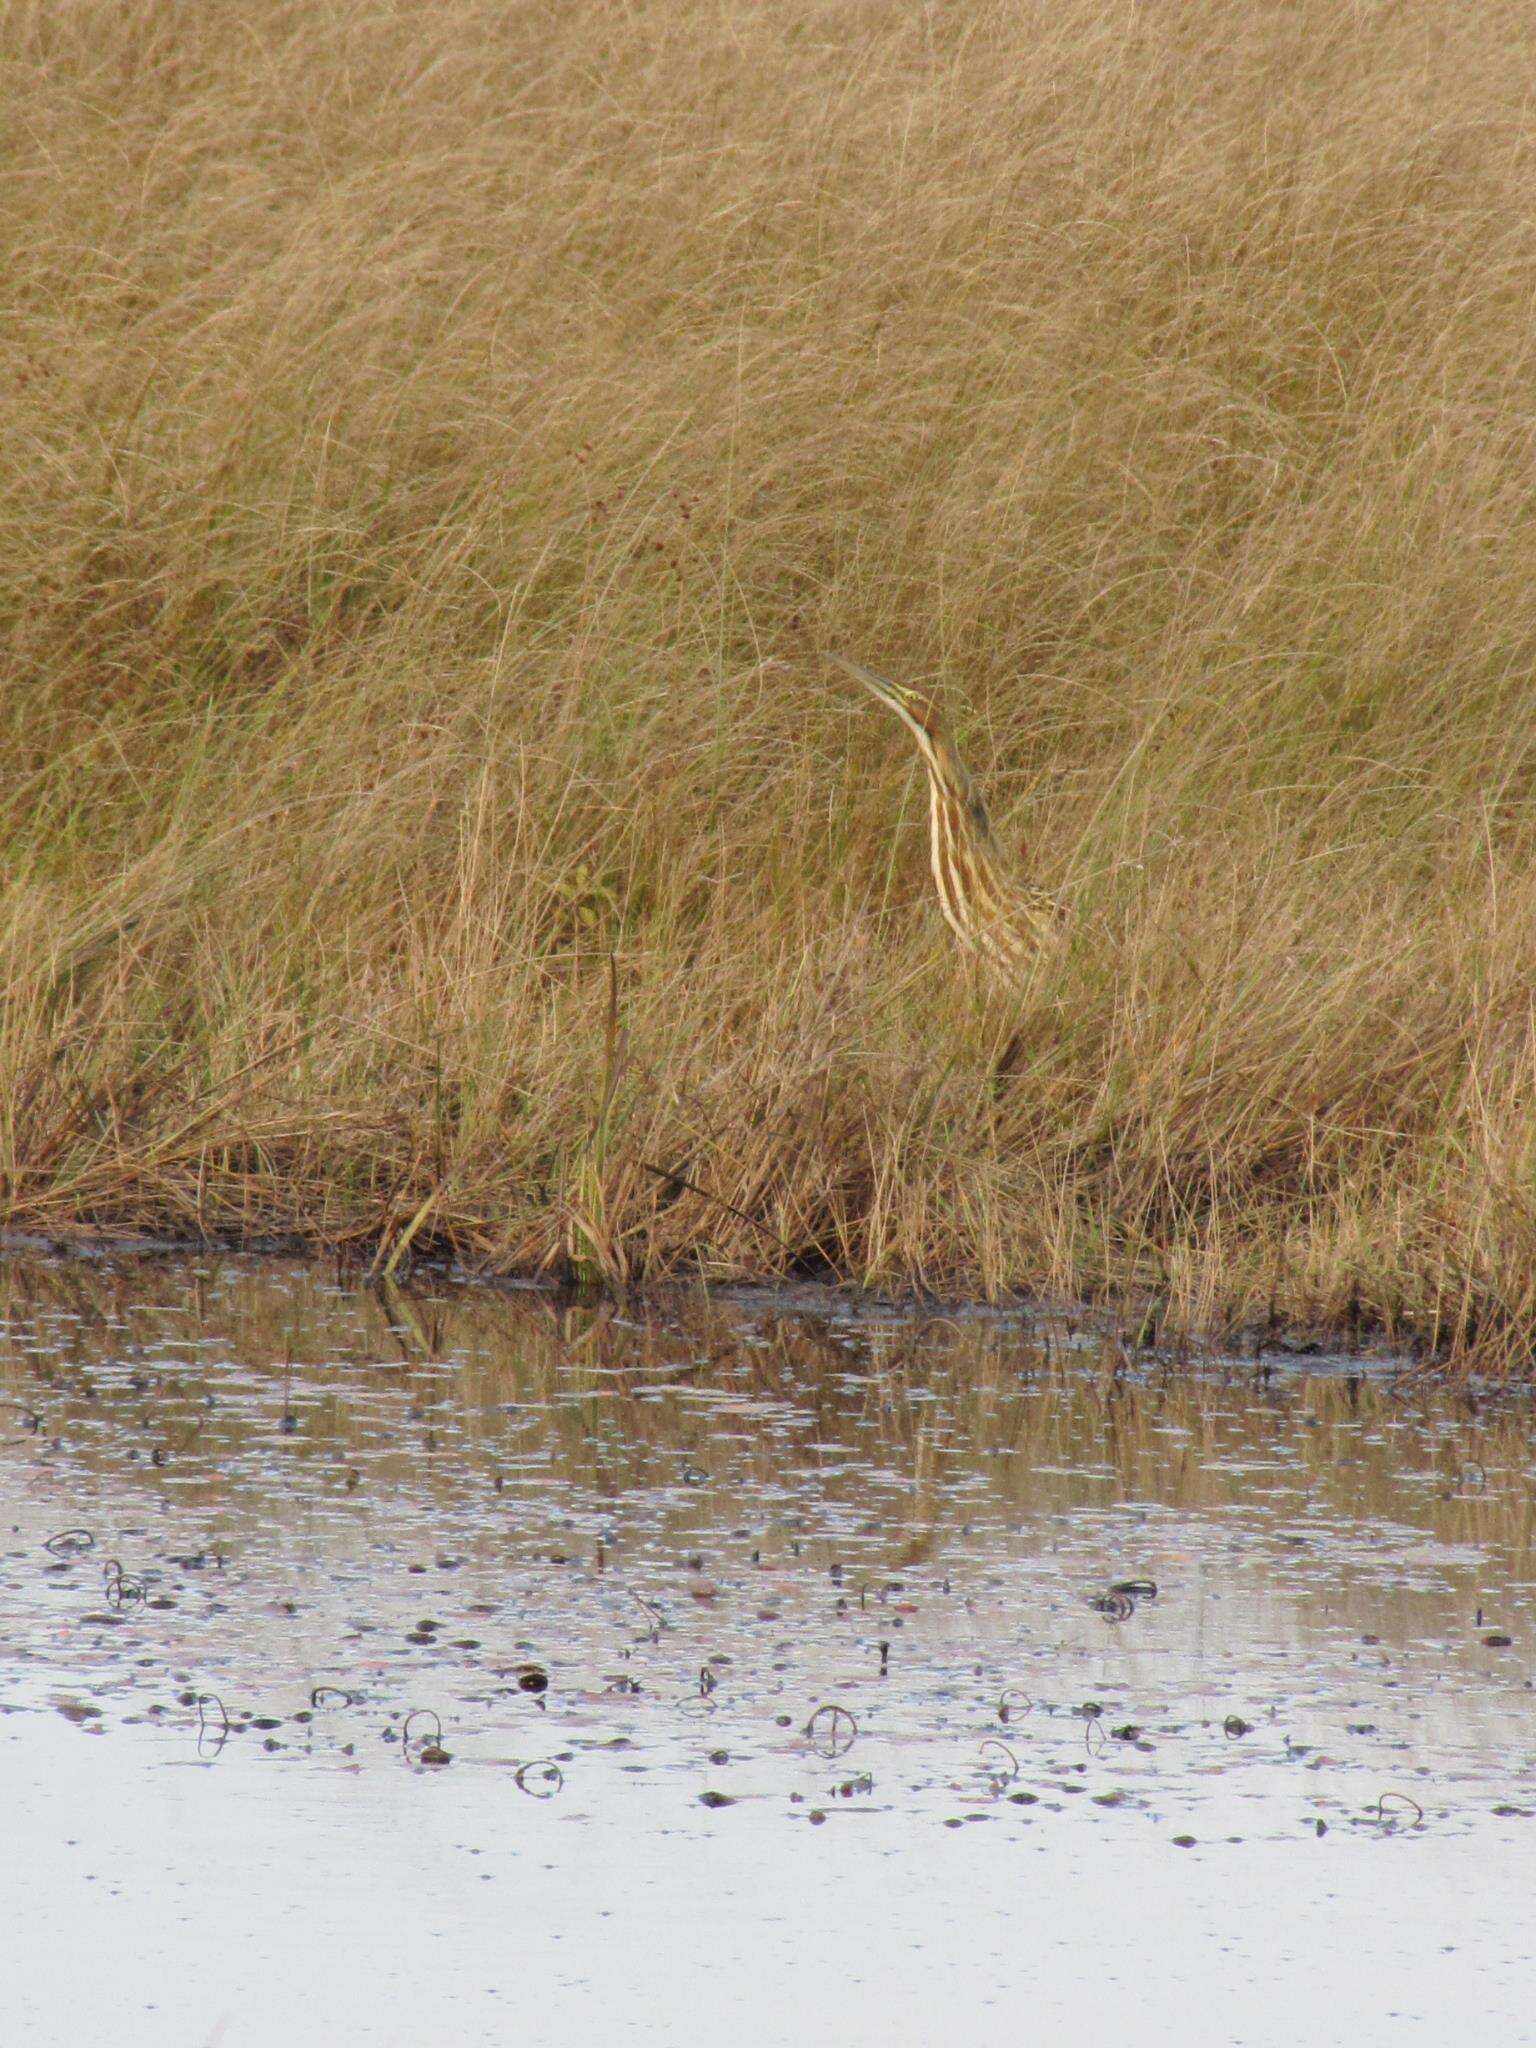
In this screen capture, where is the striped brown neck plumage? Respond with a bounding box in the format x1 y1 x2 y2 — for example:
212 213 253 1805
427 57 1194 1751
837 657 1062 979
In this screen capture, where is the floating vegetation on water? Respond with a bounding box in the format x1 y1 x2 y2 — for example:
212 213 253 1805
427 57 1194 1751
1372 1794 1426 1833
514 1761 563 1800
2 1252 1535 1854
194 1694 229 1760
402 1710 451 1766
102 1560 146 1610
1088 1591 1135 1622
630 1593 667 1642
979 1742 1019 1796
804 1707 859 1760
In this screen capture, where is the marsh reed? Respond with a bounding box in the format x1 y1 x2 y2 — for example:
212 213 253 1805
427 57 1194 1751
7 0 1536 1363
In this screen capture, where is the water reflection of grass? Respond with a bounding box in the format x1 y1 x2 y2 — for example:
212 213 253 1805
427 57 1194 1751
2 1258 1532 1570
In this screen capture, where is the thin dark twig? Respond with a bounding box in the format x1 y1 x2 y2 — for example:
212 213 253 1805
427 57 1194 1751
1373 1792 1425 1829
980 1739 1019 1792
638 1160 800 1256
103 1559 144 1608
1088 1591 1134 1622
805 1704 859 1758
402 1709 443 1757
630 1589 667 1639
195 1693 229 1757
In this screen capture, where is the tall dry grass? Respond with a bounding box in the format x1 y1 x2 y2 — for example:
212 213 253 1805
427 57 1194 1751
6 0 1536 1362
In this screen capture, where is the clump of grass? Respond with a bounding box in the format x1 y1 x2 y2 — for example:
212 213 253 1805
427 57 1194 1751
6 0 1536 1366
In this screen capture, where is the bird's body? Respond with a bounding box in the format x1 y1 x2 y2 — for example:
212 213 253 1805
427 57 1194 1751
837 657 1062 979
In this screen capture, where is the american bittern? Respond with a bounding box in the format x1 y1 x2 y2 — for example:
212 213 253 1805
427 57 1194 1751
838 657 1063 979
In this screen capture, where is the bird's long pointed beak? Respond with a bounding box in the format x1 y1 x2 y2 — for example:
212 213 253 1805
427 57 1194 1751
831 656 931 737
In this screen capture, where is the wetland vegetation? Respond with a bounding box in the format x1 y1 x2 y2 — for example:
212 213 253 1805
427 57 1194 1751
8 1 1536 1365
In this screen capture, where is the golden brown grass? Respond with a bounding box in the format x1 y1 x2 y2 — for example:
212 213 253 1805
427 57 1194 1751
7 0 1536 1365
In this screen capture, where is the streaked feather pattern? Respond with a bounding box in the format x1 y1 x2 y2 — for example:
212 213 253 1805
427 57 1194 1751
836 656 1062 979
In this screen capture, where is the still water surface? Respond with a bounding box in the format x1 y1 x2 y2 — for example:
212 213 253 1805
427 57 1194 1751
3 1255 1534 2045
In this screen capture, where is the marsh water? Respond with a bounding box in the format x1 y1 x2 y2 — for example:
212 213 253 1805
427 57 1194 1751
3 1253 1535 2046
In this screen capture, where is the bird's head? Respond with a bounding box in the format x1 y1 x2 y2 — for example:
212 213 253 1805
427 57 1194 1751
833 657 942 744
